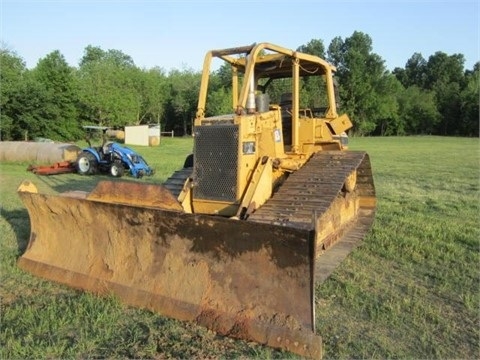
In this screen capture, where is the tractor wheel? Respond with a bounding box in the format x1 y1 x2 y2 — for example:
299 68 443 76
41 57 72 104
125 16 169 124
76 152 98 175
109 161 124 177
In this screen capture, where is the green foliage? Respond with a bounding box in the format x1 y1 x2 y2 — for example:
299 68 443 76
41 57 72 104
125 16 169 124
394 52 428 88
215 62 235 89
76 46 154 128
29 51 82 140
328 32 394 135
77 58 140 127
460 66 480 136
288 41 330 111
166 68 201 135
79 45 135 68
0 48 26 140
0 36 477 140
397 86 440 134
137 67 170 125
7 75 52 140
1 49 83 141
207 86 233 115
394 51 478 137
297 38 326 58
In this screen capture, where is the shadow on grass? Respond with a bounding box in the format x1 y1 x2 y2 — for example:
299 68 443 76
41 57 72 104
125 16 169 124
1 207 30 256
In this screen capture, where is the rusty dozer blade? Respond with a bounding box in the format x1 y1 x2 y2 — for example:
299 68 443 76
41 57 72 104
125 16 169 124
85 180 184 211
17 180 321 358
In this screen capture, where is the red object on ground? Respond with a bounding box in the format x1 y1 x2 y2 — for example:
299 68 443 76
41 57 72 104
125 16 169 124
27 161 76 175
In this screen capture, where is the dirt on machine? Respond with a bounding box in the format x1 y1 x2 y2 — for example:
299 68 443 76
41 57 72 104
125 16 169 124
17 42 376 359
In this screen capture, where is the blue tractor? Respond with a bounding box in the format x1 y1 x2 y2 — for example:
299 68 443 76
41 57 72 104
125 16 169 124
75 126 154 178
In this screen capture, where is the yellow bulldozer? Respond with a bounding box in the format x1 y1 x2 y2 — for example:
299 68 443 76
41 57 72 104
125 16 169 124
17 42 376 359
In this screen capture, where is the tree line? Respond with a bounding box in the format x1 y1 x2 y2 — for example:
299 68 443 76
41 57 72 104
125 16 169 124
1 31 478 141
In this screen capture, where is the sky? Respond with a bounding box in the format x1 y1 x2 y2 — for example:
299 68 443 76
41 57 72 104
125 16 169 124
1 0 478 72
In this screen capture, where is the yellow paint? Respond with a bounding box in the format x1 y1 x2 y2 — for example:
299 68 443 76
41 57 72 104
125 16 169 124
17 180 38 194
189 42 359 216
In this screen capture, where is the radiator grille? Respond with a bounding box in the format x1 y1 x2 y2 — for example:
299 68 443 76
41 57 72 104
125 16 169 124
193 125 239 202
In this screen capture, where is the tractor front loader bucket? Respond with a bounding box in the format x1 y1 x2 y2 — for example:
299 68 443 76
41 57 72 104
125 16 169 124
17 180 321 358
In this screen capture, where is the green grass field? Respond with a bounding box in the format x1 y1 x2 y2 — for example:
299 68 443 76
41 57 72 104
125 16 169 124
1 136 479 359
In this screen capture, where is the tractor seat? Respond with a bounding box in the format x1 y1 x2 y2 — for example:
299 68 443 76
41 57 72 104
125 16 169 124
103 142 114 154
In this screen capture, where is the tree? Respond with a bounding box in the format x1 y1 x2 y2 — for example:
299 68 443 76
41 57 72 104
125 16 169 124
424 52 465 90
215 62 235 90
394 53 427 88
459 63 480 136
206 86 232 116
373 74 404 136
422 52 466 135
27 50 82 140
295 39 329 110
166 68 201 135
202 69 234 116
79 45 135 68
2 37 476 139
327 31 396 135
397 86 440 135
135 67 170 126
297 39 326 58
7 75 51 140
0 47 26 140
77 46 141 127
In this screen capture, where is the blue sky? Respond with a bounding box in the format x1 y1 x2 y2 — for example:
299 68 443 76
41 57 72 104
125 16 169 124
1 0 478 72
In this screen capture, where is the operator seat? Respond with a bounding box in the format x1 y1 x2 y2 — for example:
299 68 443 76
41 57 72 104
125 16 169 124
102 142 114 160
103 142 114 153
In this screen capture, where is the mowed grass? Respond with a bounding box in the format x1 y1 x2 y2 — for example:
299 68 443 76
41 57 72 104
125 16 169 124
318 136 479 359
1 136 479 359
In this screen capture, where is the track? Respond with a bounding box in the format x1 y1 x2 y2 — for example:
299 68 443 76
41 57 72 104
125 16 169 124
249 151 376 283
163 168 193 198
250 151 374 226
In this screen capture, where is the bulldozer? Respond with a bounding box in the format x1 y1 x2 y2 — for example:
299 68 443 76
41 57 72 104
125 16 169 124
17 42 376 359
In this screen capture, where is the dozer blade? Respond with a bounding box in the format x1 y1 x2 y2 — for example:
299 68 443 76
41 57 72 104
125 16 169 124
86 180 184 211
17 180 321 359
